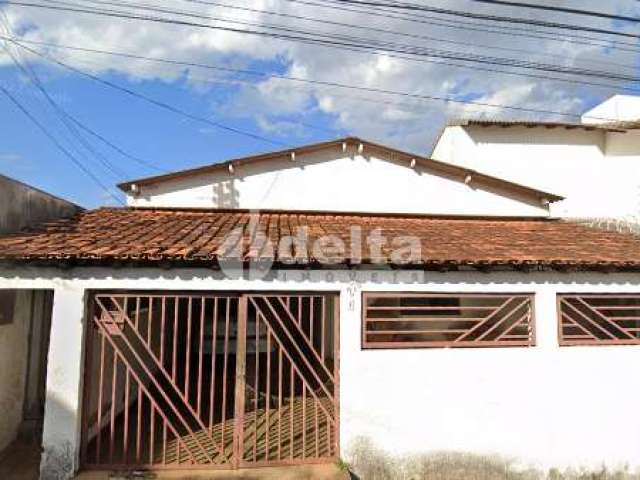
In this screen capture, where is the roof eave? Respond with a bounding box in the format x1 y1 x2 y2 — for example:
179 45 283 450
118 137 563 205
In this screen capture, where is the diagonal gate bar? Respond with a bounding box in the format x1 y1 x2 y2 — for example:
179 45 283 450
250 296 334 400
94 297 228 465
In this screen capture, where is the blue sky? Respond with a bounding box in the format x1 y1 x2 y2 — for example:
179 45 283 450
0 61 337 207
0 0 638 208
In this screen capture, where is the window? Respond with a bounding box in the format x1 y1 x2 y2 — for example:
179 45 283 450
362 293 535 349
0 290 16 325
558 294 640 346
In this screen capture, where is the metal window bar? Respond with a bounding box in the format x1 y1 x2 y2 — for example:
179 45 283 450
362 293 535 349
558 294 640 346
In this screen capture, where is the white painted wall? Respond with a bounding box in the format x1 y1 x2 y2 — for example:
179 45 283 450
582 95 640 123
0 290 32 452
40 286 86 479
1 267 639 475
127 151 548 217
432 125 640 219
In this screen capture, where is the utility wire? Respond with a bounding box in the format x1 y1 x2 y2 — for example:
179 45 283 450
40 0 640 83
163 0 636 72
61 114 168 173
1 40 128 179
5 4 289 147
0 83 124 204
7 37 625 122
8 1 640 86
470 0 640 24
0 11 135 188
8 35 640 106
5 39 288 147
282 0 640 54
0 10 166 175
1 37 517 116
13 36 638 124
333 0 640 40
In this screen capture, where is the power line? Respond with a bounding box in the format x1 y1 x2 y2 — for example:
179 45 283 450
8 1 640 86
282 0 640 54
0 10 167 176
42 0 640 83
62 114 168 173
7 37 626 122
9 35 640 108
172 0 637 72
0 12 138 186
333 0 640 40
0 37 499 116
5 39 289 147
1 36 128 179
470 0 640 24
0 83 124 204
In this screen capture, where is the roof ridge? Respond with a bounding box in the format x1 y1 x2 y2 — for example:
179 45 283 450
117 206 558 222
565 217 640 237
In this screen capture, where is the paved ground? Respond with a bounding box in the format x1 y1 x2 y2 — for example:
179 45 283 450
77 463 348 479
0 440 41 480
0 440 347 480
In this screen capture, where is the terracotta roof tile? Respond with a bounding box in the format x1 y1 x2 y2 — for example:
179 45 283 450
0 207 638 271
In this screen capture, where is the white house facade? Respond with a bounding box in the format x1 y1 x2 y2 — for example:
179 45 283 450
1 137 640 479
432 95 640 220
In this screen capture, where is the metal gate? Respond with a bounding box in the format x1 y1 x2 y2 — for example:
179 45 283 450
80 292 339 471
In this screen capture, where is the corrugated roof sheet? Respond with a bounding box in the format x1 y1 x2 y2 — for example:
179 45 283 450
0 208 639 271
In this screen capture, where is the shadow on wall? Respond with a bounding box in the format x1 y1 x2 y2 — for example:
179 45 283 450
39 393 75 480
344 437 640 480
212 178 239 208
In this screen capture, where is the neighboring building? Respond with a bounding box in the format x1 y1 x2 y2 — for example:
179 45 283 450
0 174 81 235
0 176 80 460
432 95 640 219
1 137 640 479
120 138 559 216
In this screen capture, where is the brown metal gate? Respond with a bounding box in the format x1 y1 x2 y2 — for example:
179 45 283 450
80 292 339 471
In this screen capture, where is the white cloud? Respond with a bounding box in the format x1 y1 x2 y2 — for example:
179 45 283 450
1 0 639 152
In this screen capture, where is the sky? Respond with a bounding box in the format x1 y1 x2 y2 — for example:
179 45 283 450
0 0 639 208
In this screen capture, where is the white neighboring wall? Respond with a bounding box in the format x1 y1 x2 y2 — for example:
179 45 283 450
127 151 549 217
582 95 640 123
432 125 640 219
1 267 639 476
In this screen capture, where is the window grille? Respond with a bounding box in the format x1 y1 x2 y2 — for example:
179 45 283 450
362 293 535 349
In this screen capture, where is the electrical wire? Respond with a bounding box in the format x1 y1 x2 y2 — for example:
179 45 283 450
8 35 640 107
281 0 640 54
333 0 640 40
8 0 640 86
0 10 168 176
0 83 124 204
1 41 128 180
6 37 626 122
4 39 290 146
470 0 640 24
146 0 638 72
40 0 640 82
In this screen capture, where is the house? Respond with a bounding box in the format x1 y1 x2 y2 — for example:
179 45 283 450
432 95 640 220
0 175 81 472
0 137 640 479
